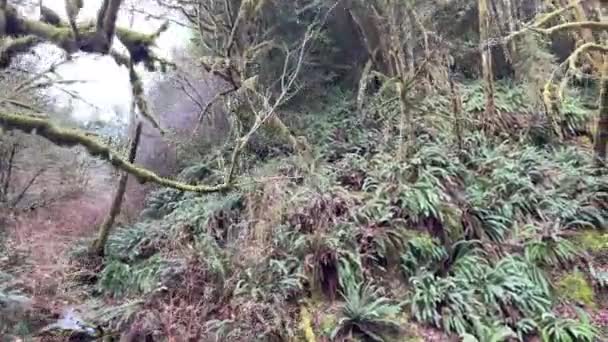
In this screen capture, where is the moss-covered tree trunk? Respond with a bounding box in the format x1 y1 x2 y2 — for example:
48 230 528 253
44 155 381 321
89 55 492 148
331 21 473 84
91 121 142 256
594 62 608 166
449 73 463 150
478 0 495 124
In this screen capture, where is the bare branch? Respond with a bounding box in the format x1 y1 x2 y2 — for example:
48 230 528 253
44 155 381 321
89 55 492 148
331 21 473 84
11 167 45 207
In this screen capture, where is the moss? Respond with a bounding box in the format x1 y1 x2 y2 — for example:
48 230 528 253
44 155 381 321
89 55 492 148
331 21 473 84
298 306 316 342
576 230 608 254
556 269 596 308
319 313 337 337
0 112 230 193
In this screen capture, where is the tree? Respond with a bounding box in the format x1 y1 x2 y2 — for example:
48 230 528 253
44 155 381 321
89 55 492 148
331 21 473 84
91 116 142 256
0 0 328 193
597 61 608 164
156 0 340 152
479 0 496 125
346 0 442 156
506 1 608 165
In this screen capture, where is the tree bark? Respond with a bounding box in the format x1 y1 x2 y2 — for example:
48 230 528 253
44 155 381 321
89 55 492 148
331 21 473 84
479 0 496 124
90 121 142 256
449 73 463 150
594 62 608 166
0 141 16 203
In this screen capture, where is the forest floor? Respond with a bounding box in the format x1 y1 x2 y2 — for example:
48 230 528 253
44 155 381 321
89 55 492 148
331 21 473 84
3 85 608 341
2 159 148 336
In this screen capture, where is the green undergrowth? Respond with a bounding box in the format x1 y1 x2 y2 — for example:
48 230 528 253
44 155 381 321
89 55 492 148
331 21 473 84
58 83 607 341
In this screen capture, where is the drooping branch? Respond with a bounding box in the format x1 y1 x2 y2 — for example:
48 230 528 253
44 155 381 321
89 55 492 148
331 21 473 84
541 41 608 118
568 43 608 73
128 63 164 133
0 112 233 193
108 49 167 133
503 2 608 46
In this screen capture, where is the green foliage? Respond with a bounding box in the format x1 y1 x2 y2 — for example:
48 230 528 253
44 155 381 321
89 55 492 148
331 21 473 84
409 252 552 336
82 79 608 341
331 282 402 342
234 255 305 301
538 310 598 342
98 255 180 298
560 93 594 137
524 233 579 267
588 263 608 289
400 234 447 278
461 80 533 114
460 321 516 342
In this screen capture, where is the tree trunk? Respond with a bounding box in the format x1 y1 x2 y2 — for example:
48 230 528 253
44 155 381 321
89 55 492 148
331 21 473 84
594 62 608 166
479 0 495 124
449 73 463 150
0 141 16 203
396 80 414 159
90 121 142 256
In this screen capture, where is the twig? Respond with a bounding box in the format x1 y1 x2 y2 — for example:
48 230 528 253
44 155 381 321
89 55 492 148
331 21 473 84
11 168 45 207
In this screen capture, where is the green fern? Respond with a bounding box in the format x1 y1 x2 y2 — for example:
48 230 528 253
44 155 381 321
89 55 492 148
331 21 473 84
331 282 402 342
400 234 447 278
538 310 598 342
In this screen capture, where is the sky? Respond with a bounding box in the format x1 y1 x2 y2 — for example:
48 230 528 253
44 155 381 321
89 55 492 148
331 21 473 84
35 0 191 123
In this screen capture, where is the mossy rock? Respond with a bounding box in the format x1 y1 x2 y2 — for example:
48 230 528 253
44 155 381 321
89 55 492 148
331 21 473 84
556 269 596 308
576 230 608 254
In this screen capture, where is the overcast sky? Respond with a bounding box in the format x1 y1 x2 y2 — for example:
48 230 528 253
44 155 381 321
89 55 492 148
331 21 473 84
36 1 191 123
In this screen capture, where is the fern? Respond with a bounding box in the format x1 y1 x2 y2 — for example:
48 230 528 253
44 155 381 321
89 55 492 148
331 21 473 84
331 282 402 342
538 310 598 342
401 234 447 278
98 255 179 298
461 320 516 342
524 236 579 267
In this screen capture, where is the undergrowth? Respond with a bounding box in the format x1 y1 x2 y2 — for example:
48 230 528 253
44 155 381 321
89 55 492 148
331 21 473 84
27 82 608 341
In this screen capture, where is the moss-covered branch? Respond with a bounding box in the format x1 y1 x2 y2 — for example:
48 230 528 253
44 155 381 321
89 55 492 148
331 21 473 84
568 43 608 72
544 21 608 35
0 2 165 67
128 63 164 133
504 0 607 44
0 35 41 67
0 112 233 193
